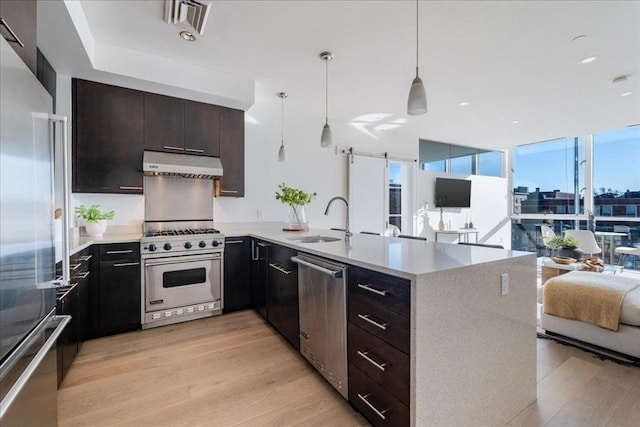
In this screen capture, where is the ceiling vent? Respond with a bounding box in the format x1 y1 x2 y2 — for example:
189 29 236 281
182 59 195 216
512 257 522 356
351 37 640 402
164 0 211 35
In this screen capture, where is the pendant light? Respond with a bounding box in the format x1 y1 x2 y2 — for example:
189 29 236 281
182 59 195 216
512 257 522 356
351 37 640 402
320 51 333 147
407 0 427 115
277 92 288 162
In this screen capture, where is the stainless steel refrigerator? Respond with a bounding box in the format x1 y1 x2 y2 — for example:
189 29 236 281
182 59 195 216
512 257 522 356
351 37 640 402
0 36 70 425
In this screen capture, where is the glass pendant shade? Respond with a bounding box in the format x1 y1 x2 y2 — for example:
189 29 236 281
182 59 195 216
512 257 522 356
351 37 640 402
407 74 427 115
278 142 287 162
321 122 332 148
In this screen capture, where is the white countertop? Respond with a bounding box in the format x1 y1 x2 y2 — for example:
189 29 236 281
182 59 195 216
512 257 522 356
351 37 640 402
217 222 531 280
68 233 142 256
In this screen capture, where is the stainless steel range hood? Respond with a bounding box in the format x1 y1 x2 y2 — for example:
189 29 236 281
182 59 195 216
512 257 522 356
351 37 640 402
143 150 223 179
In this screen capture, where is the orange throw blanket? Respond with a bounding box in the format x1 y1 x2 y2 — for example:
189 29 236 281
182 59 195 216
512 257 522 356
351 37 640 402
543 271 640 331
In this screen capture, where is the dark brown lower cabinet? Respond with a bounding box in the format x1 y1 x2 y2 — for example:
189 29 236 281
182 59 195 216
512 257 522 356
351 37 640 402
56 285 77 388
266 244 299 350
91 243 141 338
348 364 410 427
223 237 252 313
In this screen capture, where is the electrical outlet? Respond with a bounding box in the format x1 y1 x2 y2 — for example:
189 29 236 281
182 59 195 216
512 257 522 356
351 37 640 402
256 209 263 218
501 273 509 296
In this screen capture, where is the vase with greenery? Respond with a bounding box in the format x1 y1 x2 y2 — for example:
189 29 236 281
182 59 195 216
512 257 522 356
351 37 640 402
75 204 115 237
275 183 316 231
544 236 583 260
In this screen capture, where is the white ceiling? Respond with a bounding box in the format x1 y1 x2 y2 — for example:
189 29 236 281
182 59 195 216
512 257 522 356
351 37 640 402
38 0 640 150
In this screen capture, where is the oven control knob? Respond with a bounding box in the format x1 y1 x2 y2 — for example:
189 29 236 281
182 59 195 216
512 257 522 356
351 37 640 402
198 241 206 248
163 243 172 251
184 242 192 249
148 244 157 252
212 240 220 247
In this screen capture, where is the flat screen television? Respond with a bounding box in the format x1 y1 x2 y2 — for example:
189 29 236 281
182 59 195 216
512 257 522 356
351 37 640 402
435 178 471 208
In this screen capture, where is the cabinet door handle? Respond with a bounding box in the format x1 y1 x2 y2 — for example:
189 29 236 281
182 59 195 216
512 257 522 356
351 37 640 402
73 271 90 280
163 146 184 151
106 250 133 255
119 186 143 191
225 240 243 244
79 255 93 261
357 393 388 420
184 148 205 153
269 263 293 275
70 263 82 271
357 283 387 297
357 350 387 371
220 190 238 194
257 242 269 247
251 240 258 261
0 18 25 47
357 314 388 331
113 262 140 267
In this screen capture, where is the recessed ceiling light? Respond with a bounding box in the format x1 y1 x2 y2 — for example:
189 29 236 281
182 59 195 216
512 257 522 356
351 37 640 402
512 120 520 124
459 102 470 106
581 56 598 64
621 92 633 97
180 31 196 41
572 35 587 42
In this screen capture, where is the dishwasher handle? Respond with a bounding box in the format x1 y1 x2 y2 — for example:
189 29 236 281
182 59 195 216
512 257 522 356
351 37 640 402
291 256 344 278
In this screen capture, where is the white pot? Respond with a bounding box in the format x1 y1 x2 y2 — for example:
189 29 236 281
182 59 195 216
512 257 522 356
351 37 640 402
85 220 107 237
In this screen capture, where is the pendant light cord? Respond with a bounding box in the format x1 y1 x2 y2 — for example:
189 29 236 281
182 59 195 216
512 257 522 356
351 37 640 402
415 0 419 78
325 58 329 125
281 95 285 145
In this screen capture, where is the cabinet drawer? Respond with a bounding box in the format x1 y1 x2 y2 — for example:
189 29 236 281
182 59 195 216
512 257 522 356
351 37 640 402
99 243 140 261
349 293 409 353
349 364 409 427
348 323 409 405
348 266 410 316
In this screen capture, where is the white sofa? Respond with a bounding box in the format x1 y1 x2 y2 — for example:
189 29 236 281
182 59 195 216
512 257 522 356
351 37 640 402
539 272 640 362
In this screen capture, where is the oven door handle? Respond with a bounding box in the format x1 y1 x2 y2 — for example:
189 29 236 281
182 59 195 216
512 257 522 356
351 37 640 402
144 253 221 266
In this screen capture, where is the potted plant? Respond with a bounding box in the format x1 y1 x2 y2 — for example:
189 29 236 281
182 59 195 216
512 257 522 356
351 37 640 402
544 236 583 260
75 204 115 237
275 183 317 231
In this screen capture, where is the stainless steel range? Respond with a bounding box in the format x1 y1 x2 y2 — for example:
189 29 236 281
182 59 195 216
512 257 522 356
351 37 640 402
141 150 225 329
140 221 224 329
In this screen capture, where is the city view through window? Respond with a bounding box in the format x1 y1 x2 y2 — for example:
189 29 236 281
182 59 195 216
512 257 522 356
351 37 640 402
512 127 640 269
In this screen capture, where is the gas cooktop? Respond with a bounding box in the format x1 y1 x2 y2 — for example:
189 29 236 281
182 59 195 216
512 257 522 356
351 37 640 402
144 228 220 238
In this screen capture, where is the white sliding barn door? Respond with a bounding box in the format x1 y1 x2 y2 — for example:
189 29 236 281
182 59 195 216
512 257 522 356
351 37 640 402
348 155 388 234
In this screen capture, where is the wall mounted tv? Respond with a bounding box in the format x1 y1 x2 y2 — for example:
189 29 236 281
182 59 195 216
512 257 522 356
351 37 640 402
435 178 471 208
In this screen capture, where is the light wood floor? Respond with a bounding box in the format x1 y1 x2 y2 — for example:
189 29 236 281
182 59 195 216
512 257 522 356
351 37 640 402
58 310 640 427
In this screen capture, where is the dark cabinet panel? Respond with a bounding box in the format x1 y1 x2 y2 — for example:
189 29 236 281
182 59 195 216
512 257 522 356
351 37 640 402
219 108 245 197
144 92 184 153
36 48 56 110
56 285 77 388
184 100 220 156
348 364 410 427
93 243 141 337
73 79 144 194
348 265 410 317
251 239 268 319
223 237 252 313
266 244 299 350
0 0 37 74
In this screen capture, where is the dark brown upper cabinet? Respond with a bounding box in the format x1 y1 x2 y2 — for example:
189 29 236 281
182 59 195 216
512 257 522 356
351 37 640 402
1 0 37 74
73 79 144 194
143 92 184 153
144 95 220 157
218 107 245 197
184 100 220 156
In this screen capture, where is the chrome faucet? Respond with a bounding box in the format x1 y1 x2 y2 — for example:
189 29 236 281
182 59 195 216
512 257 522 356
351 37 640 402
324 196 352 240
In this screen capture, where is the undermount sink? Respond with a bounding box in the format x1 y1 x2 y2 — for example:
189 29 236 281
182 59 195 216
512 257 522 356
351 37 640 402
289 235 342 243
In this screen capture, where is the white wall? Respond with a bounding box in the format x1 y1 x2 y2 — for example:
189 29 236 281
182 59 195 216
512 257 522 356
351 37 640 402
415 171 511 248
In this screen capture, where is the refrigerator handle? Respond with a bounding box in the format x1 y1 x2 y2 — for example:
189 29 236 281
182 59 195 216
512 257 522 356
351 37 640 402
49 115 70 287
0 315 71 420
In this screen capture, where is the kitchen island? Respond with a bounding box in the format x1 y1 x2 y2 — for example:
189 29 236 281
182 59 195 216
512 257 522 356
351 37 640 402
219 223 537 426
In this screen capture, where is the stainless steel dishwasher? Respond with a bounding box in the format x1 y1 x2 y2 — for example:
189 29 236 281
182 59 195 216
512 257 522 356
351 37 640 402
291 253 348 399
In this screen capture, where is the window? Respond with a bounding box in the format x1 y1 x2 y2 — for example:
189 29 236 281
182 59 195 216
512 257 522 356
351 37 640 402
419 140 504 177
388 162 412 233
513 137 585 215
593 127 640 219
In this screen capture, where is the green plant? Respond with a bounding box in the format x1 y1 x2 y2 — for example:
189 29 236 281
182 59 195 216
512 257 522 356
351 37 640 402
74 204 115 223
544 236 579 250
275 183 316 208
